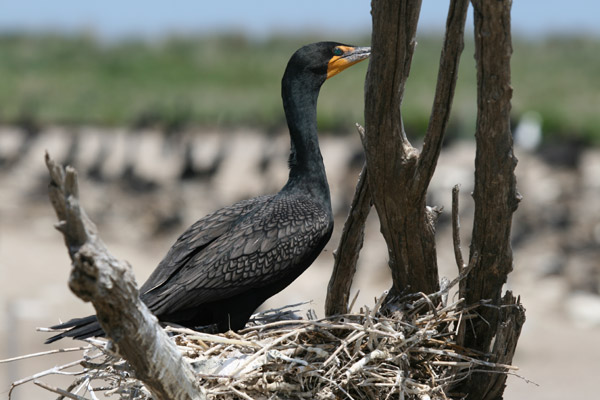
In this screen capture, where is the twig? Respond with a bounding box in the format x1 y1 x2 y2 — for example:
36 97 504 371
452 184 465 271
417 292 438 319
34 380 89 400
371 291 388 317
411 347 519 370
315 374 357 400
0 346 91 363
345 349 388 380
229 385 255 400
348 289 361 314
85 378 100 400
9 358 88 398
323 331 366 367
228 330 299 377
164 327 260 348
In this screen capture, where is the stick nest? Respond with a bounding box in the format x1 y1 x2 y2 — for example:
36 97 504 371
9 292 518 400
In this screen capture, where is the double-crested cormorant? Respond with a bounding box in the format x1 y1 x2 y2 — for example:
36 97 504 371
46 42 370 343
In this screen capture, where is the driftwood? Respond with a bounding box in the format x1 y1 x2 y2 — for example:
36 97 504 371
45 153 203 400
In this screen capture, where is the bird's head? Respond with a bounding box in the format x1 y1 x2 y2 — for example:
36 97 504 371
283 42 371 87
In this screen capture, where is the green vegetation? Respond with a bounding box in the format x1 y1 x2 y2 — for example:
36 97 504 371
0 33 598 142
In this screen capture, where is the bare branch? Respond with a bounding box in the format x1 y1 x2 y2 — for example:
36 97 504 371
452 184 466 271
45 153 204 400
325 163 372 316
34 380 89 400
417 0 470 194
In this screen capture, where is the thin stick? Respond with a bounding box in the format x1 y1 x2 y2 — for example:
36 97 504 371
0 346 91 364
10 358 86 398
34 380 89 400
452 184 465 271
164 327 260 348
229 329 299 377
348 289 361 314
229 385 255 400
410 347 519 370
315 374 357 400
323 331 366 367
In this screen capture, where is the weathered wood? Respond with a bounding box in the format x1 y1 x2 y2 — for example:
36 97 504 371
364 0 469 296
45 153 204 400
453 1 526 398
325 163 372 316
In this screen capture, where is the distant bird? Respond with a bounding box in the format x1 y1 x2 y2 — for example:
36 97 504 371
514 111 542 151
46 42 370 343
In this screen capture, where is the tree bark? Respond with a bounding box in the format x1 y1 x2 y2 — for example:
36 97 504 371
45 154 204 400
452 1 526 398
364 0 469 296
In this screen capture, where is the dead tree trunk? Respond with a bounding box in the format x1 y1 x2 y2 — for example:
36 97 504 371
452 1 526 398
363 0 469 297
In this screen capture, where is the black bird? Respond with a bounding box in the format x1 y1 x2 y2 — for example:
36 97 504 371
46 42 370 343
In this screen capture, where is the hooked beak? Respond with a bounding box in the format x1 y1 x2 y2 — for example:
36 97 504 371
327 46 371 79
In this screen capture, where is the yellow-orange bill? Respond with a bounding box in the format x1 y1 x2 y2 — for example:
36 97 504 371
327 46 371 79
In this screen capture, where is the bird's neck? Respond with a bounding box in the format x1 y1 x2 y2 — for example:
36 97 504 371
281 78 330 202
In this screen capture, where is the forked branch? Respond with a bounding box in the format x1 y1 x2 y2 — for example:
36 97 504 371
363 0 469 296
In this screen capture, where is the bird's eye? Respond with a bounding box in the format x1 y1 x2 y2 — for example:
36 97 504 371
333 47 344 56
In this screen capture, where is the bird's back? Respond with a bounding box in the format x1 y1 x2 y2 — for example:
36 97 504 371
46 193 333 341
140 191 333 331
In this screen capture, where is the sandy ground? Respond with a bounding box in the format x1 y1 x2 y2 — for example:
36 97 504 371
1 128 599 399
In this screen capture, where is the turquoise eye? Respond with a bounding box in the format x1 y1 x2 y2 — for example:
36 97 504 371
333 47 343 56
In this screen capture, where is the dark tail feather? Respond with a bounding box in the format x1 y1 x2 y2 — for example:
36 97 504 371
45 315 105 344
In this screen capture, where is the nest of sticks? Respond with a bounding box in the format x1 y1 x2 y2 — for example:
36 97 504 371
6 284 520 400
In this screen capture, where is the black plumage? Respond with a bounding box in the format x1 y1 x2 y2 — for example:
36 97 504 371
46 42 370 343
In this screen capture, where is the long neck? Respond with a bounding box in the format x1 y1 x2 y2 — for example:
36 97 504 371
281 77 330 202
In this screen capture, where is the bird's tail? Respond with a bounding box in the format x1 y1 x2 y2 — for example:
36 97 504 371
45 315 105 344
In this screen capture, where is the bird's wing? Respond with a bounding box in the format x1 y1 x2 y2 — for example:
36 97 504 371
140 195 273 294
141 194 333 315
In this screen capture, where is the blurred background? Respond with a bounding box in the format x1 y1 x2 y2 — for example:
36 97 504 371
1 1 599 398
